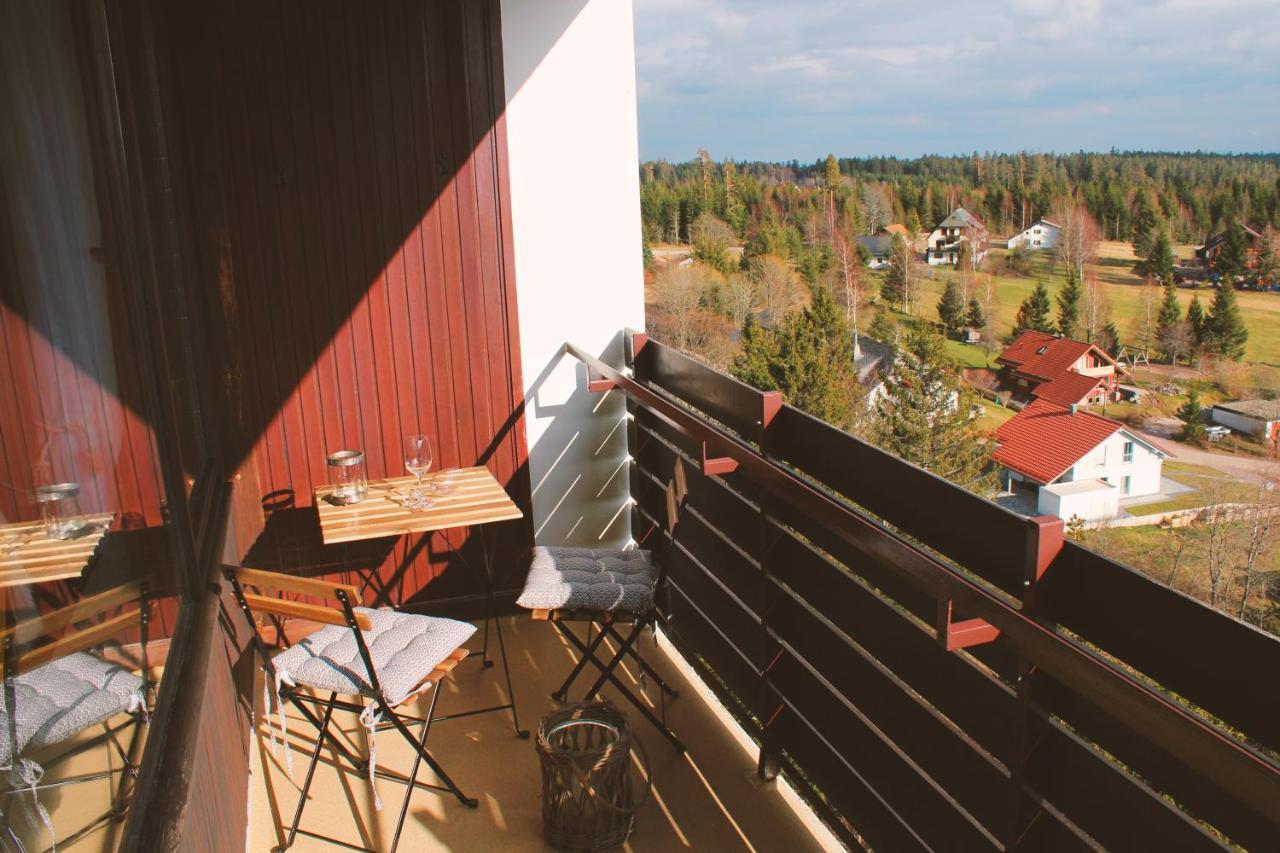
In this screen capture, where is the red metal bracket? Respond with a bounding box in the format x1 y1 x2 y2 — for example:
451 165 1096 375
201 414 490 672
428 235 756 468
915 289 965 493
586 371 618 393
761 391 782 430
631 332 649 358
937 600 1000 651
1027 515 1065 585
701 442 739 476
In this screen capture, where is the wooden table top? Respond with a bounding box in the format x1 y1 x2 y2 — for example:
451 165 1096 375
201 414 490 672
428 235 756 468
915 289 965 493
314 467 523 545
0 513 115 588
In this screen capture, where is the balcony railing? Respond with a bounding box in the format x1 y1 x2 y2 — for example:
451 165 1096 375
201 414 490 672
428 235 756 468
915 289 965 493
570 333 1280 851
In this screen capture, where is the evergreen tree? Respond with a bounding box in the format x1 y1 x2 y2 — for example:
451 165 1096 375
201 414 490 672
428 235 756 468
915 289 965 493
1207 283 1248 360
823 154 841 193
1156 279 1183 360
1100 320 1123 358
1132 225 1156 265
937 279 965 332
1057 272 1082 339
1185 295 1207 352
1215 221 1249 281
907 209 923 237
731 288 857 427
881 234 916 313
1145 230 1176 282
965 297 986 329
1013 281 1055 336
1177 388 1207 442
868 308 899 352
872 324 991 489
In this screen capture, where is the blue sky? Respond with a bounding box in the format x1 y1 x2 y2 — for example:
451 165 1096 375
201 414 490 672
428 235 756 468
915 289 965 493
633 0 1280 162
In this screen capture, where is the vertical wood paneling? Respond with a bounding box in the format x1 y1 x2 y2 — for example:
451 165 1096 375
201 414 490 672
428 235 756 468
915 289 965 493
168 0 532 599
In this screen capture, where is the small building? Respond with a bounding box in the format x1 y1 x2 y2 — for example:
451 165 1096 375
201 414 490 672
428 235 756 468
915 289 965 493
926 207 988 267
1195 224 1262 265
1005 218 1061 250
994 400 1172 521
1210 399 1280 443
855 234 895 269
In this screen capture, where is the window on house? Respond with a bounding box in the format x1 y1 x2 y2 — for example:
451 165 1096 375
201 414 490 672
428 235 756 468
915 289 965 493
1122 475 1132 495
1123 440 1134 463
1097 446 1108 467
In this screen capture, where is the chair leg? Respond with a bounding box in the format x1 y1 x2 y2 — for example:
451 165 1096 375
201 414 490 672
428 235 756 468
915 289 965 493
389 688 440 853
380 699 478 810
274 692 338 853
585 620 685 752
604 624 680 698
550 621 611 702
583 619 648 700
287 692 367 773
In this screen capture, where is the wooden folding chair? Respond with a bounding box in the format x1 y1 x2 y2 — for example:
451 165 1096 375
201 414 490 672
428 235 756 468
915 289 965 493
518 460 688 751
223 566 478 853
0 581 154 853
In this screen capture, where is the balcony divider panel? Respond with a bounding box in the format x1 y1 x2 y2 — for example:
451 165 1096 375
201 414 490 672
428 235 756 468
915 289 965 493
590 334 1280 851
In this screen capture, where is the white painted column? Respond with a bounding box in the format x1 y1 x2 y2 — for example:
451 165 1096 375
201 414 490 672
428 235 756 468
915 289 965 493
501 0 645 547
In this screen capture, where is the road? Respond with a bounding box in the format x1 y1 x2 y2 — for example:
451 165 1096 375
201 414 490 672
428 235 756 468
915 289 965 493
1136 417 1277 485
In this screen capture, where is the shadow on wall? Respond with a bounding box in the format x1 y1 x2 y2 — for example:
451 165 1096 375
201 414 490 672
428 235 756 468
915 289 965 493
524 331 632 549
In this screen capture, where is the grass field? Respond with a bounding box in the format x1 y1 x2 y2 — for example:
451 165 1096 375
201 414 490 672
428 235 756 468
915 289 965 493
869 241 1280 368
1124 461 1254 515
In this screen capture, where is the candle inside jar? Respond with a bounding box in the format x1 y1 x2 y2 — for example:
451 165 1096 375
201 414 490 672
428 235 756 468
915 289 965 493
326 450 368 505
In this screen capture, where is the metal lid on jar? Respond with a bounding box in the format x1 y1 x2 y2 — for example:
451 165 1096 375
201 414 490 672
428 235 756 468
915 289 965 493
326 450 365 467
35 482 81 502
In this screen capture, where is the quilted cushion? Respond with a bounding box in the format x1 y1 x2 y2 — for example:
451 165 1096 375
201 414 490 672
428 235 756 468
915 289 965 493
0 652 144 765
271 608 475 707
516 547 657 613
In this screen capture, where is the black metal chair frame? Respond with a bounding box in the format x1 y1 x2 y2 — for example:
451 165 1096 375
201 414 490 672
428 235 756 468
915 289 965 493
537 462 688 753
0 583 153 853
224 567 478 853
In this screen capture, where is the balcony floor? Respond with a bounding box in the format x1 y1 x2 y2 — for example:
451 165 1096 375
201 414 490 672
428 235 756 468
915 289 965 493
248 616 836 852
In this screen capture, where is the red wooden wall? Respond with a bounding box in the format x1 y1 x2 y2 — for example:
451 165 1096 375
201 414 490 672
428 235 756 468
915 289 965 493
164 0 532 599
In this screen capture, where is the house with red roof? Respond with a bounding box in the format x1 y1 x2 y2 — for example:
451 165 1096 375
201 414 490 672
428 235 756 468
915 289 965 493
996 330 1125 408
994 400 1172 522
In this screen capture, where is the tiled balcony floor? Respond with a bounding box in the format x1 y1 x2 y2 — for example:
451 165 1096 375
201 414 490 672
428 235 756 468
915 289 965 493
248 616 837 852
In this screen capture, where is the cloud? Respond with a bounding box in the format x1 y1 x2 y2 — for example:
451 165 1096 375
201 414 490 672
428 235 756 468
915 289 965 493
633 0 1280 159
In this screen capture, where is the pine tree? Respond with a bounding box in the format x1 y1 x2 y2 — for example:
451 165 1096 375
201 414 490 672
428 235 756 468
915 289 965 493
907 209 923 237
1215 221 1249 281
1185 294 1207 352
1013 281 1055 336
1100 320 1123 358
937 279 965 332
1146 230 1176 282
1156 279 1183 361
823 154 841 193
965 297 986 329
1133 225 1156 265
731 288 857 427
868 308 898 352
1057 272 1082 339
1178 388 1206 442
872 324 991 489
1207 282 1248 360
881 234 916 313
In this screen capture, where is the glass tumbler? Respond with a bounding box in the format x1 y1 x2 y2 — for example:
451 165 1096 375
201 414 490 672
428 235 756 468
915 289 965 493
326 450 368 505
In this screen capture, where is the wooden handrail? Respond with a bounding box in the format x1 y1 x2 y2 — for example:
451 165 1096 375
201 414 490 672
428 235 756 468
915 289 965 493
565 339 1280 821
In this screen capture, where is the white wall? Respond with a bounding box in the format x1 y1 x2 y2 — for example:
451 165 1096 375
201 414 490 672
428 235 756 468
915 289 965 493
501 0 644 548
1039 483 1119 522
1210 407 1271 438
1065 431 1164 497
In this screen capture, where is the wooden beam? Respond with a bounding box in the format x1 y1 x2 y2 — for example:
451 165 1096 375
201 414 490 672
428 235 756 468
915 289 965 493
241 592 372 631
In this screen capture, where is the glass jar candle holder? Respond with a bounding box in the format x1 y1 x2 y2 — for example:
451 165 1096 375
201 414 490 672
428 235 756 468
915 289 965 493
35 482 86 540
326 450 368 505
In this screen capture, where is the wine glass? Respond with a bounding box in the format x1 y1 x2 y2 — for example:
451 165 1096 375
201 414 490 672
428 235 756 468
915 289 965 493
403 434 433 509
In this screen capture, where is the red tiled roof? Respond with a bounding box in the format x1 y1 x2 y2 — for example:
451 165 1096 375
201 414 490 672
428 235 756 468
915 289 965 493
993 400 1122 485
1032 371 1105 407
996 331 1109 382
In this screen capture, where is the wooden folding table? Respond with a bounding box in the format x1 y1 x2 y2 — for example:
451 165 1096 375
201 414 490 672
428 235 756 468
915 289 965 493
314 466 528 736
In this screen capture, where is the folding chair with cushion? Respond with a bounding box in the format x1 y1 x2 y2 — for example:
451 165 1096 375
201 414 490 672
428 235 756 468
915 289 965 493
223 566 479 853
0 582 153 852
517 460 688 752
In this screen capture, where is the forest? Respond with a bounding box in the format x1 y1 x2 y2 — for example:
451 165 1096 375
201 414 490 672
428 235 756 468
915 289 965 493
641 150 1280 251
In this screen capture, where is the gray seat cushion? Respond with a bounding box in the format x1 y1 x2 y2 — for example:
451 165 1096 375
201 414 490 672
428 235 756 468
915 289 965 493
516 547 657 613
0 652 144 765
271 608 475 707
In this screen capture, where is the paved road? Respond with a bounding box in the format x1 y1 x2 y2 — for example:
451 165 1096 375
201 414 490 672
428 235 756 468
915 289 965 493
1136 418 1277 485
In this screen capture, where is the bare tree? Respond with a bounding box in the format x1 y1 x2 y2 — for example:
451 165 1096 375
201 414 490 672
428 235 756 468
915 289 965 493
1198 492 1237 609
1054 203 1101 283
1157 320 1193 368
832 231 864 331
1236 475 1279 621
861 184 890 235
1130 277 1158 356
652 263 710 350
750 254 806 327
1081 274 1112 343
722 272 756 329
1163 524 1188 589
884 235 921 315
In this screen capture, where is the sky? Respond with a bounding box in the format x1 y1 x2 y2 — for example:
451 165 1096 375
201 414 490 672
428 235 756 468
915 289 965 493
633 0 1280 162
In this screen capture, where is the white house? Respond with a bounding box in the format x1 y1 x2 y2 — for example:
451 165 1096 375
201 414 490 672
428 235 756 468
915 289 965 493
1005 218 1061 250
926 207 989 266
1210 399 1280 443
994 400 1172 522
